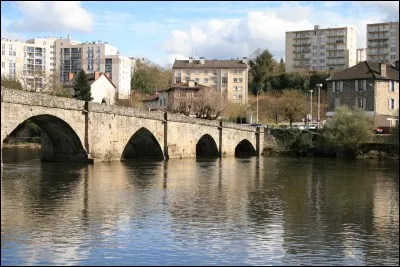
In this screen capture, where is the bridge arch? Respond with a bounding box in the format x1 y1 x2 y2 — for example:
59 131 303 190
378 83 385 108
196 134 219 158
121 127 164 160
235 139 257 157
3 114 87 161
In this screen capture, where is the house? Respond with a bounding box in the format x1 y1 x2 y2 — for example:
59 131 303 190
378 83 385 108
142 81 209 115
64 71 116 104
327 61 399 131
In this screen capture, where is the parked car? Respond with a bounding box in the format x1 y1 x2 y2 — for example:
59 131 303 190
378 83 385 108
374 128 384 134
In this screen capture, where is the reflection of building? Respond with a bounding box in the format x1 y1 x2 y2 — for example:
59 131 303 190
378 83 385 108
142 81 208 114
172 58 249 103
63 71 116 104
326 61 399 130
367 22 399 64
285 25 357 73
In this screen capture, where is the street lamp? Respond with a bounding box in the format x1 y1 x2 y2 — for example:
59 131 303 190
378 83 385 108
256 90 260 124
316 84 322 128
309 89 313 128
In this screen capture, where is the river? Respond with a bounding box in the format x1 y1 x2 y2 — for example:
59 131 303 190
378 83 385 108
1 147 399 266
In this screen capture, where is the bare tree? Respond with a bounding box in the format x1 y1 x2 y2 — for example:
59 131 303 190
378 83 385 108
279 89 308 127
194 88 227 120
18 70 71 97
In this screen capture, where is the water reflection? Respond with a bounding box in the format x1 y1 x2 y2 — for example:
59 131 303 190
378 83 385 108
1 148 399 266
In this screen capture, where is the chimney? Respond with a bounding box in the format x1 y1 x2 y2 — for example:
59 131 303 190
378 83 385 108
380 63 387 77
94 71 100 80
189 57 193 64
200 57 205 64
105 72 110 79
68 72 74 81
242 57 248 64
188 80 195 87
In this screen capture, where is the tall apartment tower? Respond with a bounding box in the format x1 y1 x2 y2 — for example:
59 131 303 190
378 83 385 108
356 48 367 63
366 22 399 63
1 37 58 88
285 25 357 73
55 37 131 99
172 57 249 103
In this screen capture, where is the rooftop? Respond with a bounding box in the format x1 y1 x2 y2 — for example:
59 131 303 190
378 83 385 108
173 59 248 69
330 61 399 81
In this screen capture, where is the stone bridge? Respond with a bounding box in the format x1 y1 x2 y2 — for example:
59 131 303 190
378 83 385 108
1 88 264 163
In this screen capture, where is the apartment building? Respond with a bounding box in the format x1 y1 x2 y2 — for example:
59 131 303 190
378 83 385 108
172 57 249 103
1 37 57 88
1 36 131 99
356 48 367 63
367 22 399 64
285 25 357 73
55 37 131 99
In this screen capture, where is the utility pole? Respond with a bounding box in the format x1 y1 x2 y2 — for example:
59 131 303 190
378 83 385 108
316 84 322 128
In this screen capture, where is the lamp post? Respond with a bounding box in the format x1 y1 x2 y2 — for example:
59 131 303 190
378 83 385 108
309 89 313 127
316 84 322 128
256 90 260 124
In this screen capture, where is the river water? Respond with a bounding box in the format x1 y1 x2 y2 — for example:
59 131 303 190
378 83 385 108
1 147 399 266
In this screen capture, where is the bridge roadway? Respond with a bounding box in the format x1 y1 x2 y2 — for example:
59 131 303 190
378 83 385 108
1 88 264 163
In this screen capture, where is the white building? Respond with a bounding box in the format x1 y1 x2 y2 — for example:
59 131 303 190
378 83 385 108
285 25 357 73
356 48 367 63
1 37 57 89
63 72 116 105
1 35 131 99
367 22 399 64
55 36 131 99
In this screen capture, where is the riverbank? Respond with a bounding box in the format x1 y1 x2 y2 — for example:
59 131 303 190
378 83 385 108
3 143 41 150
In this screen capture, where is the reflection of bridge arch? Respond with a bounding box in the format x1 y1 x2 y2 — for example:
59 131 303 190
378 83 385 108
3 114 87 162
196 134 219 158
235 139 257 157
121 127 164 160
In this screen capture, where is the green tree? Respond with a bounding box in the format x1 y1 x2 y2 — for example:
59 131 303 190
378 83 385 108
277 58 285 74
74 69 93 101
324 105 374 156
249 48 278 94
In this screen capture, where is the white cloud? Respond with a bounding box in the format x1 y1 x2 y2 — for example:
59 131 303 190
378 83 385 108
161 2 399 65
9 1 93 33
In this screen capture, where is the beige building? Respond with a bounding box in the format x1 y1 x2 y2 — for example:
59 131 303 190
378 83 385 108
356 48 367 63
327 61 399 131
285 25 357 73
367 22 399 64
55 37 131 99
1 37 57 89
172 57 249 103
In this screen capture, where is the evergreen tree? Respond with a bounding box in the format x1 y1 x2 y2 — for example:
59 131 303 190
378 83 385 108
74 69 93 101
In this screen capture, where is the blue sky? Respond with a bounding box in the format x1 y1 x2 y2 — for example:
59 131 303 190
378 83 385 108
1 1 399 67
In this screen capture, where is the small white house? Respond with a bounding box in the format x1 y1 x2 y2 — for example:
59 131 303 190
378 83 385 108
64 72 117 104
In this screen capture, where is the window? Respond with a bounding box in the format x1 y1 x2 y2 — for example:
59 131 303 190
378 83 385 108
203 78 208 83
313 45 317 49
313 52 317 57
333 81 343 92
334 98 341 108
234 86 242 91
320 45 325 49
320 59 325 63
389 80 395 92
355 97 366 109
391 55 396 59
222 77 228 84
355 80 366 91
175 77 181 83
320 52 325 56
389 98 395 110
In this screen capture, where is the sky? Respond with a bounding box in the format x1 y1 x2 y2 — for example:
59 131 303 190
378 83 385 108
1 1 399 68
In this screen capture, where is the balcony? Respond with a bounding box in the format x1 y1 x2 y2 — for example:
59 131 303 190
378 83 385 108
325 48 345 51
326 62 345 66
326 55 345 59
326 40 344 44
293 35 310 39
293 50 311 54
367 44 388 48
293 43 311 46
368 36 388 41
368 29 389 33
